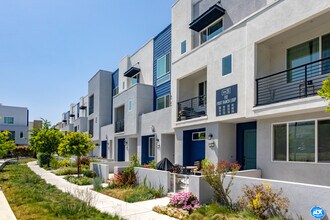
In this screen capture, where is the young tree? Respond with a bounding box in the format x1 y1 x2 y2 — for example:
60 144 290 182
30 119 64 167
318 74 330 112
58 132 94 177
0 131 16 159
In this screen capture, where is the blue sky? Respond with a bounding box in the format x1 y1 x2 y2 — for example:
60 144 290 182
0 0 175 125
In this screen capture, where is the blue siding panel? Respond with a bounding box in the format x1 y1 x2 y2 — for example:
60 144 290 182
112 69 119 91
153 24 172 111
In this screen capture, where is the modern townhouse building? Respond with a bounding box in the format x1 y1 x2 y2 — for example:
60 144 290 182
70 95 89 133
100 25 174 163
171 0 330 186
60 110 73 132
0 104 29 145
88 70 113 156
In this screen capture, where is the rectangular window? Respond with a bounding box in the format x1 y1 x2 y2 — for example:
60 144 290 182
8 131 15 140
322 33 330 75
89 95 94 115
181 41 186 54
156 94 171 110
287 38 319 82
20 132 24 138
272 119 330 163
200 19 223 44
198 81 207 106
128 100 133 111
122 81 125 90
222 55 232 76
192 131 205 141
156 53 171 86
130 73 140 87
89 119 94 137
273 124 287 161
113 87 119 96
318 120 330 162
289 121 315 162
4 117 14 124
148 137 156 157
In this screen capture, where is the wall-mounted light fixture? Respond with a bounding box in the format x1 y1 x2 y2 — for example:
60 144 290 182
208 133 213 140
150 125 155 133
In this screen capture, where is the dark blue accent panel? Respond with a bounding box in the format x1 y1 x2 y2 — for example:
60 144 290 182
101 141 107 158
141 135 155 164
112 69 119 91
117 138 125 161
153 24 172 111
183 128 205 166
236 122 257 169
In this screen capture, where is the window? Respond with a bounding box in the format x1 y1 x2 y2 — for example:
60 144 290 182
157 53 171 86
77 103 80 118
156 94 171 110
74 126 78 132
181 41 186 54
4 117 14 124
192 131 205 141
8 131 15 140
122 81 125 90
89 95 94 115
273 124 287 161
272 119 330 163
20 132 24 138
200 19 223 44
89 119 94 137
148 137 156 157
130 73 140 87
128 100 133 111
198 81 207 106
113 87 119 96
222 55 232 76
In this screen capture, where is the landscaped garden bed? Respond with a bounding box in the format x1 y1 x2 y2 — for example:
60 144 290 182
0 158 120 220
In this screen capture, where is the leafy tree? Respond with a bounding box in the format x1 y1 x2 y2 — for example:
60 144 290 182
58 132 94 177
0 131 16 159
318 74 330 112
30 119 63 167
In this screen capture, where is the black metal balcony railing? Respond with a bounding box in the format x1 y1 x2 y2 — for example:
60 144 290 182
115 119 124 133
177 95 207 121
256 57 330 106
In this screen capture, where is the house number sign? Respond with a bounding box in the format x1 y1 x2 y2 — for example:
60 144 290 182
216 84 237 116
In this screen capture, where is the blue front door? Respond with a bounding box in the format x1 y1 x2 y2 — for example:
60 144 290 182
141 135 155 165
117 138 125 161
237 122 257 170
101 141 107 158
183 128 205 166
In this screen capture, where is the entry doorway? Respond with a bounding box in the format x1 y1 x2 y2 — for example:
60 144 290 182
183 128 205 166
237 122 257 170
101 141 107 158
117 138 125 161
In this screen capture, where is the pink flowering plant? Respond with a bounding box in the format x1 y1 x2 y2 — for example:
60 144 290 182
168 192 200 213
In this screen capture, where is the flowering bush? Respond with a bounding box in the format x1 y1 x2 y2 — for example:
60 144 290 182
202 159 240 207
238 182 289 219
168 192 199 213
153 205 189 220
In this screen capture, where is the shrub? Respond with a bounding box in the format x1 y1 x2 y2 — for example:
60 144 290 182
50 157 59 169
93 177 103 192
153 206 189 220
55 167 80 175
145 160 156 169
202 159 240 207
80 156 90 166
58 158 71 168
168 192 199 213
12 145 34 158
130 154 141 167
238 183 289 219
83 170 96 178
64 176 93 185
37 152 51 167
111 167 136 187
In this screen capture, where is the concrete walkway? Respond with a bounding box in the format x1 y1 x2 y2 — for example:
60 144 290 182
0 189 17 220
27 162 175 220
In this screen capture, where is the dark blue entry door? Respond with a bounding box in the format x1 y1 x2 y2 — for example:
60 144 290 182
101 141 107 158
183 128 205 166
117 138 125 161
141 135 155 165
237 122 257 170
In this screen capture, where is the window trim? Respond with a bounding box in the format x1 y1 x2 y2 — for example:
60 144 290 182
271 117 330 164
156 94 171 110
192 131 206 141
148 136 156 157
113 87 119 96
156 53 171 79
181 40 187 55
4 117 14 124
222 54 233 77
200 18 223 45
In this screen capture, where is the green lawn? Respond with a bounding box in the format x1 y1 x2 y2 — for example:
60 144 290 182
0 159 122 220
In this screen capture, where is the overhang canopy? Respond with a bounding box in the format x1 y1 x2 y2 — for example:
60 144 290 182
124 67 140 77
189 4 226 32
79 105 87 110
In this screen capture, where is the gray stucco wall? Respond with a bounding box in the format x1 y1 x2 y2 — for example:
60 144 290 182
134 167 170 193
257 111 330 186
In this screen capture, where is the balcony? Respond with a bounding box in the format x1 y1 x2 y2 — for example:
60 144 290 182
256 57 330 106
115 119 124 133
178 95 207 121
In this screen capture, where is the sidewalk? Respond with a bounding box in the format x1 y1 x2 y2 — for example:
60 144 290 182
27 161 174 220
0 189 17 220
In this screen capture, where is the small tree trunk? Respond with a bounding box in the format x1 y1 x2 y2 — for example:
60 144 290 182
77 156 81 178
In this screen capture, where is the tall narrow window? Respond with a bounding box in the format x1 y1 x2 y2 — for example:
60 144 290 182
322 33 330 75
148 137 156 157
318 120 330 162
181 41 186 54
273 124 287 161
222 55 232 76
198 81 207 106
157 53 171 86
89 119 94 137
89 95 94 115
